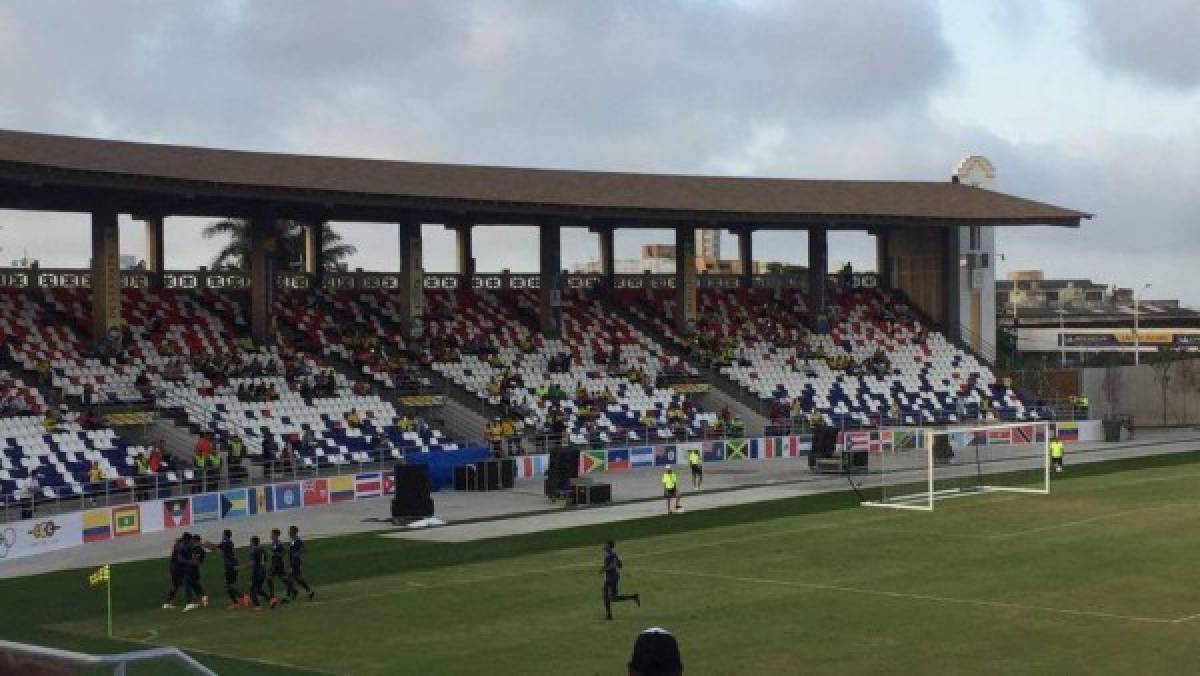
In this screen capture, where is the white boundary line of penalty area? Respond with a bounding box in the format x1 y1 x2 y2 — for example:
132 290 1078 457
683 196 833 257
988 502 1200 540
120 634 342 676
636 567 1179 625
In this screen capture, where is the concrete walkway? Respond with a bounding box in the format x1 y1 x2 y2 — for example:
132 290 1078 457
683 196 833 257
4 428 1198 578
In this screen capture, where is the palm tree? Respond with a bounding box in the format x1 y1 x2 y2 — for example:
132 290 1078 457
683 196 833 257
202 219 356 272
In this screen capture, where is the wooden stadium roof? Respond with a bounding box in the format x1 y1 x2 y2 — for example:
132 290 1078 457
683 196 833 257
0 129 1090 227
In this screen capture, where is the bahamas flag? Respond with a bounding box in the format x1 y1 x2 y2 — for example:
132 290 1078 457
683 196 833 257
724 438 748 460
329 475 355 503
580 451 607 474
220 489 249 520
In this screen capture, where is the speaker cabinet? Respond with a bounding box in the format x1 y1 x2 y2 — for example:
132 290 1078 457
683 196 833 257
392 464 434 518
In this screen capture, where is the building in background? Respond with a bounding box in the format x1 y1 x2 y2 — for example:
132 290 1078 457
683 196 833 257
997 270 1200 364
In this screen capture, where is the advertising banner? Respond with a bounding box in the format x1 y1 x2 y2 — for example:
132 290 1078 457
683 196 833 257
0 512 83 561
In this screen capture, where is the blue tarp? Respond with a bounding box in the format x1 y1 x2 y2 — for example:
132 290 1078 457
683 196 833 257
402 447 490 490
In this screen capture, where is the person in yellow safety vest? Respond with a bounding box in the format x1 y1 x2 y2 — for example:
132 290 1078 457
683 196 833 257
687 447 703 490
1049 435 1065 473
661 465 682 515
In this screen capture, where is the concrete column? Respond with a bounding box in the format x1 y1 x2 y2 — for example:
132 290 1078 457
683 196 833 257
91 210 121 343
248 210 277 345
674 225 697 331
874 229 892 290
736 227 754 288
596 226 615 288
452 221 474 288
143 215 165 289
539 223 561 337
808 226 828 315
943 226 962 342
397 216 424 327
304 222 320 275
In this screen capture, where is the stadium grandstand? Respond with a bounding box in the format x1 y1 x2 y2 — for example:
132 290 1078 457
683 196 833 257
0 131 1089 520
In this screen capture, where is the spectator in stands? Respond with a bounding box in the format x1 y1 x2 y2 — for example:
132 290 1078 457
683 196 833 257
346 408 362 429
371 434 394 461
19 470 40 518
43 406 63 434
134 452 152 500
86 461 105 504
148 445 163 473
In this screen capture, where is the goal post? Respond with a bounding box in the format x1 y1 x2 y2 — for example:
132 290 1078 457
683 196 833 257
859 421 1050 511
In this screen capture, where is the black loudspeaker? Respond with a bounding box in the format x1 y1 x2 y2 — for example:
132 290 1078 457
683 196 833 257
814 428 838 458
500 458 515 489
548 449 580 480
575 482 612 505
453 465 473 491
392 464 434 518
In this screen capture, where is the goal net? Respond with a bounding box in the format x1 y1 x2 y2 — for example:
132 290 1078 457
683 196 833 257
859 422 1050 511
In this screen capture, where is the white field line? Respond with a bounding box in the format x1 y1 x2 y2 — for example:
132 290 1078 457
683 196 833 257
989 503 1199 540
637 567 1176 625
117 635 342 675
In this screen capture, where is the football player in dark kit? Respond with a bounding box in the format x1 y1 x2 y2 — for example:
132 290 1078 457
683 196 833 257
601 539 640 621
182 534 208 612
287 525 316 601
267 528 296 607
247 535 268 614
162 532 190 609
216 529 243 608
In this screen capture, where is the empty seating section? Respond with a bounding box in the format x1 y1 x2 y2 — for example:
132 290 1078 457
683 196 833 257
625 287 1037 427
0 415 149 501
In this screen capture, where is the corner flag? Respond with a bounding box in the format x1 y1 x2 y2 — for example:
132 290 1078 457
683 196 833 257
88 564 113 637
89 564 110 586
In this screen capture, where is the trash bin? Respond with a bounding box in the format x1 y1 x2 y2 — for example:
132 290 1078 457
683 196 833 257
1102 418 1123 443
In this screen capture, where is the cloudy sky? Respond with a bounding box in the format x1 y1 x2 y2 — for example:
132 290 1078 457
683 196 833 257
0 0 1196 304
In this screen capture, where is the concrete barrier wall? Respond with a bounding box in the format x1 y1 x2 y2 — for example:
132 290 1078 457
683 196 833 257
1082 360 1200 426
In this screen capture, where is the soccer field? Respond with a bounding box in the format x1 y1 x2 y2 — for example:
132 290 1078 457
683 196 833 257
6 450 1200 675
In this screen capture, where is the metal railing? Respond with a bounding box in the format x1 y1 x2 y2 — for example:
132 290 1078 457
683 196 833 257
0 265 879 293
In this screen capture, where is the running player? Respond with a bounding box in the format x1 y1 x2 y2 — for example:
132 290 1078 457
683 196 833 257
216 529 243 609
600 539 640 621
247 535 268 614
182 534 208 612
687 447 703 490
287 525 316 601
266 528 296 607
162 532 189 609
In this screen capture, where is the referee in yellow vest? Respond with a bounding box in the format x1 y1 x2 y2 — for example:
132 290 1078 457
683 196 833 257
661 466 682 515
687 447 703 490
1049 434 1065 473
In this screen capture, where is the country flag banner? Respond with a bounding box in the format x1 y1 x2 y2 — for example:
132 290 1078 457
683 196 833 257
302 479 329 507
1012 425 1036 444
355 472 383 498
82 508 111 543
580 451 607 474
162 498 191 529
220 489 249 520
1054 423 1079 442
139 500 165 534
329 475 355 503
702 441 724 463
724 439 748 460
191 493 220 523
111 504 140 537
383 473 396 496
893 429 916 450
655 445 678 467
844 432 870 452
988 428 1013 445
606 449 631 472
630 447 655 469
274 483 302 510
247 486 272 516
746 438 761 459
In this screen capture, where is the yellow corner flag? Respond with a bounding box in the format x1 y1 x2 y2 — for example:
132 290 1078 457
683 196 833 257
89 564 110 587
89 564 113 637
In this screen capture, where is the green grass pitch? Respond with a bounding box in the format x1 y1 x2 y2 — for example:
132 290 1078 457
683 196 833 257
4 451 1200 675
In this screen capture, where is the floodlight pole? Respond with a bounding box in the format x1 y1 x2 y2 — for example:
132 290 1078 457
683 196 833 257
1056 310 1066 368
1134 283 1151 366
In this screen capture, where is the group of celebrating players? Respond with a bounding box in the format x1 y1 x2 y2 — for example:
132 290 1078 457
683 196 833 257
162 525 317 614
